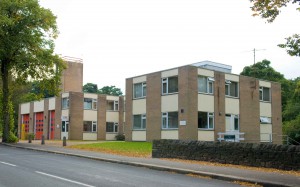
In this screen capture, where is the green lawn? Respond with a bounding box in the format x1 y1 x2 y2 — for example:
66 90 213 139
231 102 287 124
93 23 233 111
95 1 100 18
68 141 152 157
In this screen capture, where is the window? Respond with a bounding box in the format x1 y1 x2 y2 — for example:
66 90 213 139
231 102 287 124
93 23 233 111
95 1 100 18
198 112 214 129
134 82 147 98
198 76 214 94
107 100 119 111
260 116 271 124
162 112 178 129
259 87 271 102
133 114 146 130
62 97 69 109
106 122 119 132
83 121 97 132
84 98 97 110
162 76 178 94
225 80 238 97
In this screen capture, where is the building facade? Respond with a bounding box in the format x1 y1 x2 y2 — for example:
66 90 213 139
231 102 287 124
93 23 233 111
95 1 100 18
18 92 124 140
125 64 282 143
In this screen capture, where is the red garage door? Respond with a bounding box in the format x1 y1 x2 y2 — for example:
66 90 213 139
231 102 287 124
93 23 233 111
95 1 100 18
49 111 55 139
35 112 44 140
22 114 30 133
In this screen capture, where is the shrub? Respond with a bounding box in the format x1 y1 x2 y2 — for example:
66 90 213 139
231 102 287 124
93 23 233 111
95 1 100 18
7 131 18 143
115 133 125 141
26 133 35 140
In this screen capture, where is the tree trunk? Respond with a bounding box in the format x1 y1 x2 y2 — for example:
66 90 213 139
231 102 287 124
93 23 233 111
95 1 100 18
1 60 10 142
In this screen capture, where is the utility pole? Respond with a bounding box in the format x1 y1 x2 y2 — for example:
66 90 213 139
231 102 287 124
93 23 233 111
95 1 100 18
253 48 266 64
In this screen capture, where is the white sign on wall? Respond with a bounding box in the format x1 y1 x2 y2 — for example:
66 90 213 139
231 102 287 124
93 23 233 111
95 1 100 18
180 120 186 126
61 116 69 121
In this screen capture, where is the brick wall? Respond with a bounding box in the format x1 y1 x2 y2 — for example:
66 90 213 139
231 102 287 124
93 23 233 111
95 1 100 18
152 139 300 171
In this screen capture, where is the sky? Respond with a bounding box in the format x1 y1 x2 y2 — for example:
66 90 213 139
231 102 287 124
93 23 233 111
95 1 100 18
39 0 300 92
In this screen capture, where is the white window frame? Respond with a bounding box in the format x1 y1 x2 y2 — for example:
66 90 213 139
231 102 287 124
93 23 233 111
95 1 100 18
259 86 271 102
198 76 214 94
62 97 69 109
134 82 147 99
107 100 119 111
83 121 97 132
162 112 178 129
198 112 214 130
84 98 97 110
133 114 146 130
225 80 239 98
260 116 271 124
106 122 119 133
162 76 178 95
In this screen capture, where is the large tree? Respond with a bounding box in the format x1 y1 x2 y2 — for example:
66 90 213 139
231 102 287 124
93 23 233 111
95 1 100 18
83 83 98 93
0 0 65 142
98 86 123 96
250 0 300 56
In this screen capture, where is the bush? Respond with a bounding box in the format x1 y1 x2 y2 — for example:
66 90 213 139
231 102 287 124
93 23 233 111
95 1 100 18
7 131 18 143
26 133 35 140
115 134 125 141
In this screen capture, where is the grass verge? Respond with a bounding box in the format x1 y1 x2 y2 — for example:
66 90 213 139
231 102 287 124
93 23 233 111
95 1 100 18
68 141 152 157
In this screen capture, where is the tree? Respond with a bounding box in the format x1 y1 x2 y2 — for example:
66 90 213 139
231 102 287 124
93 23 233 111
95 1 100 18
98 86 123 96
83 83 98 93
249 0 300 57
0 0 65 142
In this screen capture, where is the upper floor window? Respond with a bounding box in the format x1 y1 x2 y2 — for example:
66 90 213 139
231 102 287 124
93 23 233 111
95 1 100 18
106 122 119 133
198 76 214 94
162 112 178 129
107 100 119 111
225 80 238 97
133 114 146 130
259 87 270 102
162 76 178 95
198 112 214 129
134 82 147 99
83 121 97 132
84 98 97 110
62 97 69 109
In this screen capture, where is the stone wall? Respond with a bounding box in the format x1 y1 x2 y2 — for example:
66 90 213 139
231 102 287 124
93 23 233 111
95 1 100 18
152 139 300 171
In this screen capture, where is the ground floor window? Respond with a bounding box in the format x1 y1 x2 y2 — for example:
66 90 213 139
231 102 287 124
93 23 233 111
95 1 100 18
133 114 146 130
198 112 214 129
162 112 178 129
106 122 119 133
83 121 97 132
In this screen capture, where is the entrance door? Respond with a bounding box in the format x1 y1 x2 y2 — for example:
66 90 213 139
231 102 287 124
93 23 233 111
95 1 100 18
225 114 239 132
35 112 44 140
49 111 55 139
61 121 69 140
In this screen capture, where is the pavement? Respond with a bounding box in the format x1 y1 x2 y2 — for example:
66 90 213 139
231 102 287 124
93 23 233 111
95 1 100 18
1 140 300 187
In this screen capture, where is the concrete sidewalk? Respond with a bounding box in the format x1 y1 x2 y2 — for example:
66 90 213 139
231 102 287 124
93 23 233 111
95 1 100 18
2 141 299 187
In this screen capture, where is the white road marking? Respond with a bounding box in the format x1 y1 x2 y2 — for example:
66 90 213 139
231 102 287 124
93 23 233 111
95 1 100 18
35 171 95 187
0 161 16 167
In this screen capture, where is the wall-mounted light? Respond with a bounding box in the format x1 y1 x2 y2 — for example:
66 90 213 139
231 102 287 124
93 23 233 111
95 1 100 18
219 112 222 116
181 109 184 113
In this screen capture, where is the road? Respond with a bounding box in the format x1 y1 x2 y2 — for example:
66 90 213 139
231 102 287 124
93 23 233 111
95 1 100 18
0 145 240 187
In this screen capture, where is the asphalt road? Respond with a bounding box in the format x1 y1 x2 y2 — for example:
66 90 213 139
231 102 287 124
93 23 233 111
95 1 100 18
0 145 241 187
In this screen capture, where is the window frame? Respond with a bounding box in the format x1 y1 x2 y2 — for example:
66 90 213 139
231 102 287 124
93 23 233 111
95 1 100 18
259 86 271 102
198 76 214 94
83 98 97 110
133 82 147 99
162 112 178 129
107 100 119 111
62 97 69 109
83 121 97 132
106 122 119 133
133 114 146 130
225 80 239 98
198 112 214 130
162 76 178 95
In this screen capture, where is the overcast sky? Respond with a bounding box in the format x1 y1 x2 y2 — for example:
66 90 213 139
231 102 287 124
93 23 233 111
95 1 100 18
39 0 300 92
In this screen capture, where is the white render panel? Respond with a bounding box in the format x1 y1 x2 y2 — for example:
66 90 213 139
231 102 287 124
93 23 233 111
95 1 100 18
106 133 117 140
260 124 272 142
84 93 98 99
198 94 214 112
48 98 55 110
106 95 119 101
161 130 178 139
225 98 240 114
225 74 239 82
61 110 69 118
34 100 44 112
260 102 272 117
133 99 146 114
161 95 178 112
259 80 271 88
133 76 147 83
198 131 215 141
62 92 69 98
83 133 97 140
21 103 30 114
197 68 214 77
106 112 119 122
84 110 97 121
132 131 146 141
161 68 178 78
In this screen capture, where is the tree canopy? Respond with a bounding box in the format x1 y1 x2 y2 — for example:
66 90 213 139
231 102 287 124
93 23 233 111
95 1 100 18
82 83 123 96
83 83 98 93
0 0 65 142
249 0 300 57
